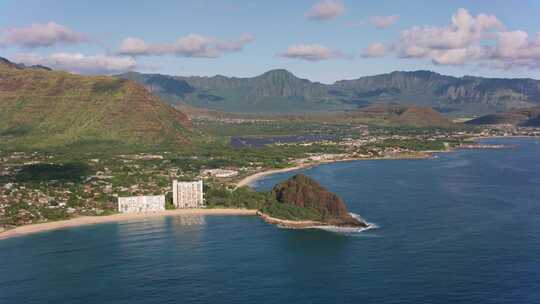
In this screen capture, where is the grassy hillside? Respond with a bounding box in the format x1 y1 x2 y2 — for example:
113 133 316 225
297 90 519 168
338 104 455 128
0 58 192 151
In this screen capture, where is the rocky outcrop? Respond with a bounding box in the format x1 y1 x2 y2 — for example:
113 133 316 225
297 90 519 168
270 174 368 227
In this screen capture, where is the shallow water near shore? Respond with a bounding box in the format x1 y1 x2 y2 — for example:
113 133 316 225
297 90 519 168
1 138 540 304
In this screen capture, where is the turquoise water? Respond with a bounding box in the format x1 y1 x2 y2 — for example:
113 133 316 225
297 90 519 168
1 138 540 304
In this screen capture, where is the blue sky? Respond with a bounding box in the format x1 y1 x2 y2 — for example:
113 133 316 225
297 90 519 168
1 0 540 83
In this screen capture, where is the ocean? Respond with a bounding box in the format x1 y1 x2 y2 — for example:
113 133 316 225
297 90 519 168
1 138 539 304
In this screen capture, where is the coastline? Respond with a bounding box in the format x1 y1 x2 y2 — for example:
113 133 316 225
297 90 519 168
257 211 324 229
236 164 316 188
0 208 257 240
236 153 433 188
257 211 375 231
235 135 533 188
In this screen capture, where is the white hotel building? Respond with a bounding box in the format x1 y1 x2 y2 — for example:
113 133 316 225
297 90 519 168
118 195 165 214
172 180 204 208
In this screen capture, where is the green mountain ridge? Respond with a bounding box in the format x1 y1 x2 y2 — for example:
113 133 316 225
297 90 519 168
118 69 540 115
0 57 193 150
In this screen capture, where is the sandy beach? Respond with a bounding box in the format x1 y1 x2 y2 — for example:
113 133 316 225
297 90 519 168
235 154 434 188
236 164 315 188
0 208 257 240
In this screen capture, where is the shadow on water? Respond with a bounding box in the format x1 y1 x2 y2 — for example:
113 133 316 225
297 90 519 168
282 228 351 254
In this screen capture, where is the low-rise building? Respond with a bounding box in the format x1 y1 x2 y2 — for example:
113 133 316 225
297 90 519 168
172 180 204 208
201 169 239 178
118 195 165 213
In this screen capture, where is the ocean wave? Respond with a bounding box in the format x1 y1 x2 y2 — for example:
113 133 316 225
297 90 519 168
312 213 378 234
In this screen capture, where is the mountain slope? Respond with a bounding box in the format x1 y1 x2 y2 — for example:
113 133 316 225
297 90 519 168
356 104 454 127
333 71 539 114
0 57 192 149
466 107 540 126
118 70 540 116
120 70 354 113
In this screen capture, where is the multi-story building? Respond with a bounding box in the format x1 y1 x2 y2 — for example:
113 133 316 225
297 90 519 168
118 195 165 213
172 180 204 208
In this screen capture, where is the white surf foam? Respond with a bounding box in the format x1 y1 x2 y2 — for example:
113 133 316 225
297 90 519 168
311 213 378 234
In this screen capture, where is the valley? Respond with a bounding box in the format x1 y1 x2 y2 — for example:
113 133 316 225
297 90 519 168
1 56 540 230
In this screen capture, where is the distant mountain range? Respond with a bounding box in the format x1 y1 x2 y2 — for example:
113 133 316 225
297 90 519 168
118 69 540 115
0 57 192 149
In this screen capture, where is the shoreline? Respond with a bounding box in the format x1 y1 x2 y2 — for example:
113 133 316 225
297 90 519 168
236 164 316 188
257 211 375 231
236 153 433 188
0 208 257 240
235 135 534 188
471 135 540 140
257 211 324 229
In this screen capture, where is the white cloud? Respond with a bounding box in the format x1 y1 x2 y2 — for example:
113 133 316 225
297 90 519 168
278 44 346 61
369 15 399 29
397 8 503 58
387 8 540 70
489 31 540 69
361 42 386 58
306 0 345 21
0 22 85 48
14 53 137 74
118 33 254 58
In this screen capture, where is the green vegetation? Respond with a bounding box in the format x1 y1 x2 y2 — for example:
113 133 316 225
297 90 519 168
205 184 269 210
12 163 91 184
259 201 324 221
376 139 447 151
204 183 329 221
195 120 350 137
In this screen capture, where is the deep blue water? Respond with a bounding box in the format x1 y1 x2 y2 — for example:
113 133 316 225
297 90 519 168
1 138 540 304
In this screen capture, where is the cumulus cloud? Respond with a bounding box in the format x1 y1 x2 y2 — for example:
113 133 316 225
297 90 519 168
386 8 540 70
278 44 346 61
369 15 400 29
361 42 386 58
306 0 345 21
397 8 502 58
14 53 137 74
489 31 540 69
0 22 85 48
118 33 254 58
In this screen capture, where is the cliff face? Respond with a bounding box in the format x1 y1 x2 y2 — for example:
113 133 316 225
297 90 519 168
271 174 367 227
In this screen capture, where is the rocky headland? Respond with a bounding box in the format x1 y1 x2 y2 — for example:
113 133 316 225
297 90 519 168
259 174 368 228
